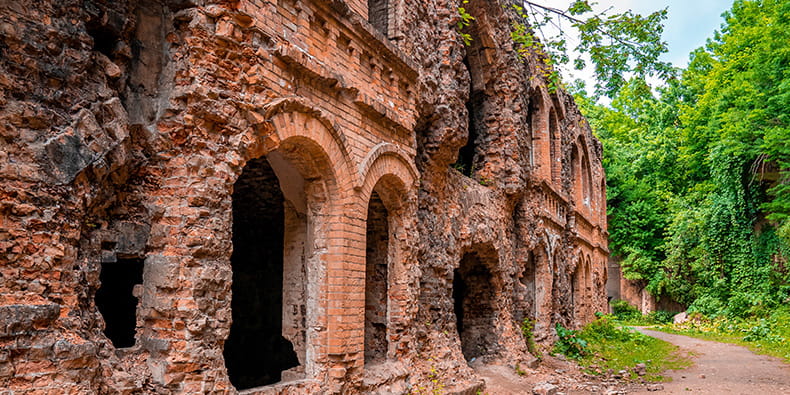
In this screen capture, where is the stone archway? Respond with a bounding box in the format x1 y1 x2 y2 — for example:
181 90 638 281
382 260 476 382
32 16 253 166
223 107 355 391
359 153 416 367
225 155 301 389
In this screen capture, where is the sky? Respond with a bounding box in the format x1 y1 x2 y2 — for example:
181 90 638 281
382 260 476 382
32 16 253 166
533 0 735 90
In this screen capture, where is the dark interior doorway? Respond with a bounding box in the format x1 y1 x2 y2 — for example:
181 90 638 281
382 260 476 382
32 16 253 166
96 258 143 348
225 156 299 390
365 191 389 364
453 250 498 360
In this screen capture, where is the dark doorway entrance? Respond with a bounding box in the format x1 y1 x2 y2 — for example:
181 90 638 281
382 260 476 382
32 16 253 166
225 156 299 390
365 191 389 364
453 250 498 360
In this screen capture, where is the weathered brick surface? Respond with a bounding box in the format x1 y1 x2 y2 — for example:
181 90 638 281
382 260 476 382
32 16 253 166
0 0 607 393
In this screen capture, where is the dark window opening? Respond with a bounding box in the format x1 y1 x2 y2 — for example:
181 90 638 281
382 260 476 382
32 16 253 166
85 23 118 58
365 191 389 364
96 258 143 348
452 57 485 177
571 144 579 196
453 251 498 361
582 156 592 205
225 157 299 390
368 0 389 36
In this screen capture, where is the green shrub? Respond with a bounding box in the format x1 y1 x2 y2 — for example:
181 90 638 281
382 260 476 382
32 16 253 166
610 299 641 321
650 310 675 324
687 295 726 317
553 323 588 359
582 315 640 343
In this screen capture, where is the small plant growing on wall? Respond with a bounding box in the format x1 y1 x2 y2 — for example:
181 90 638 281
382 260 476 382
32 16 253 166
457 0 475 45
521 318 542 360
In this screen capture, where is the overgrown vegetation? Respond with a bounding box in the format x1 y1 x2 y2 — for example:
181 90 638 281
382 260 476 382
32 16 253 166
456 0 475 46
553 323 588 359
577 0 790 320
553 316 692 382
521 318 542 359
456 1 671 95
610 299 673 325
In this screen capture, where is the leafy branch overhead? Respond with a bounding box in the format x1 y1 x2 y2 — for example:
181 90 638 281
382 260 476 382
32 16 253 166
507 0 674 96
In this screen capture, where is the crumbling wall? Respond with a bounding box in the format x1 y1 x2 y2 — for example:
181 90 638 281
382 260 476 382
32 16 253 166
0 0 608 393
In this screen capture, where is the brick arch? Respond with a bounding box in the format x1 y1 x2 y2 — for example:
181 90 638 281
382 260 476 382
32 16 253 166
359 145 417 211
358 149 417 366
239 98 358 189
453 242 511 360
223 103 366 381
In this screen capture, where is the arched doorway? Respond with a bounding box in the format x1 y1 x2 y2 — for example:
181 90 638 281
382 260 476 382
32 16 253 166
225 156 301 389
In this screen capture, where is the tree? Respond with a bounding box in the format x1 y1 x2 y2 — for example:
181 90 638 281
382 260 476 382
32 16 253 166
583 0 790 316
507 0 673 96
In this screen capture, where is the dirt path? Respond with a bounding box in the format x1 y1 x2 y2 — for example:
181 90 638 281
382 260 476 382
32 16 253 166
474 329 790 394
632 328 790 394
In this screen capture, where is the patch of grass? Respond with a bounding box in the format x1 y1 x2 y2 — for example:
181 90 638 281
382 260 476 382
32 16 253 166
654 308 790 363
572 316 693 382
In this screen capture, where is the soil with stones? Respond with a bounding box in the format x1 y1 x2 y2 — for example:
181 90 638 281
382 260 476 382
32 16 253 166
474 329 790 394
472 355 661 395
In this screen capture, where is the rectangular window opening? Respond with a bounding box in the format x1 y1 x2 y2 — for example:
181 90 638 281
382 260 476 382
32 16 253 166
96 258 144 348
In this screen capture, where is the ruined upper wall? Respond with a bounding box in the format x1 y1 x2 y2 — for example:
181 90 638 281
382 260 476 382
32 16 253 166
0 0 607 393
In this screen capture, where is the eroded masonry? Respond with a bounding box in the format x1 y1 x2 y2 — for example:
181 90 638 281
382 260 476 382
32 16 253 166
0 0 608 393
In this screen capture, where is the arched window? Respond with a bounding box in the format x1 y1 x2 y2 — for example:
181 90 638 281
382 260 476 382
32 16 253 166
549 109 561 182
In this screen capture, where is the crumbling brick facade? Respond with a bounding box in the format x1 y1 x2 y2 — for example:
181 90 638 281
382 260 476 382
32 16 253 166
0 0 608 393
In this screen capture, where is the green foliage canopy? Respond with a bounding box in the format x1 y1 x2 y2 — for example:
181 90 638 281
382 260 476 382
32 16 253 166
580 0 790 317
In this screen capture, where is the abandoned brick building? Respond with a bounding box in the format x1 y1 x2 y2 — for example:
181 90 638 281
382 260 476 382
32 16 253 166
0 0 608 393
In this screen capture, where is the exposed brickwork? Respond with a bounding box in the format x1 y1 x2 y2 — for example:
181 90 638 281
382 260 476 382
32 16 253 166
0 0 608 393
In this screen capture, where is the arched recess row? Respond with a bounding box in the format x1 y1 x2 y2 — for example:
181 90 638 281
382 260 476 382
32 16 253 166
225 107 356 391
570 252 594 327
